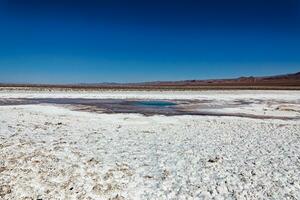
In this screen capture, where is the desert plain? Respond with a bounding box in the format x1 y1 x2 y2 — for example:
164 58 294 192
0 88 300 199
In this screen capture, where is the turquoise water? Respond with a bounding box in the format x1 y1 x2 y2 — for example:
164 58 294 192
135 101 176 107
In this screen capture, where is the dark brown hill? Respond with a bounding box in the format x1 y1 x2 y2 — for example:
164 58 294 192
134 71 300 87
0 72 299 90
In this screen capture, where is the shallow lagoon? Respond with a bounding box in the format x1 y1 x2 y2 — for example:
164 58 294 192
134 101 177 107
0 97 298 119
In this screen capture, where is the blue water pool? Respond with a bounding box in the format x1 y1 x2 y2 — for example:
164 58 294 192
134 101 177 107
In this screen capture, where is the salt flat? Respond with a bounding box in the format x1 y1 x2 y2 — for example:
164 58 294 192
0 90 300 199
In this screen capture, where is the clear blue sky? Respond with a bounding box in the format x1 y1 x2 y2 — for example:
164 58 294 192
0 0 299 83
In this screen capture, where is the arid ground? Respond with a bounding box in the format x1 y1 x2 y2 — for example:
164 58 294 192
0 89 300 199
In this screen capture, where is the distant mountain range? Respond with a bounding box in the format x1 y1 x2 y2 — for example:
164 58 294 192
1 71 300 89
78 71 300 87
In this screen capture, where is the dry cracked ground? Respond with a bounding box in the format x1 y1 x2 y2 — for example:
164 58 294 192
0 105 300 199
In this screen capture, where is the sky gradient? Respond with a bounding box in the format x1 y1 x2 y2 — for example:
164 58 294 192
0 0 300 83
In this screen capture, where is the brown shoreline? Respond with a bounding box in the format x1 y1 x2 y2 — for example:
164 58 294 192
1 71 299 90
1 85 300 91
